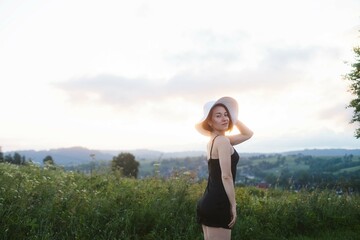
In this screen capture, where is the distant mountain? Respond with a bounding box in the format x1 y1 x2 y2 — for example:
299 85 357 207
93 149 206 162
103 149 206 161
5 147 205 166
4 147 360 167
103 149 164 161
5 147 113 166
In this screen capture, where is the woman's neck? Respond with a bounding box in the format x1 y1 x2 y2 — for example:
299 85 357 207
211 131 225 137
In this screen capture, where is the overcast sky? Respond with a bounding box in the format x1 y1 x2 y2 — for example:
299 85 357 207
1 0 359 153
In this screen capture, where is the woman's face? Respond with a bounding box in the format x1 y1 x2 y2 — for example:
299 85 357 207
208 105 230 133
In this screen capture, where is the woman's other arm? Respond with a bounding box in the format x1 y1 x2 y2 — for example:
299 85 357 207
217 136 237 228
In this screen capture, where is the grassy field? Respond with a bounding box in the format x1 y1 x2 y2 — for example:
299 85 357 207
336 165 360 174
1 162 359 240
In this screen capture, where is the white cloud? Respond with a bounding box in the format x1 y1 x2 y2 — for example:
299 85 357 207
0 0 359 152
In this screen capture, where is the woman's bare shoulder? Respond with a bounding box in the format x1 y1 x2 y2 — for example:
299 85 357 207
213 136 233 158
214 135 231 146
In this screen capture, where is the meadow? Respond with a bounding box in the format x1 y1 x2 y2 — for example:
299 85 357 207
1 162 359 240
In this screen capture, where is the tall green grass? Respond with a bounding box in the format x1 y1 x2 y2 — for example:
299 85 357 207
1 163 359 240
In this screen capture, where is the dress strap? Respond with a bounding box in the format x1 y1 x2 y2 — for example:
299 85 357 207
209 135 219 159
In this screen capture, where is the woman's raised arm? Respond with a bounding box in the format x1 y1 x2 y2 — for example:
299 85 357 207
228 120 253 146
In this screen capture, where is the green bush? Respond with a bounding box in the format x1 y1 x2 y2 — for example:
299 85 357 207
0 163 359 240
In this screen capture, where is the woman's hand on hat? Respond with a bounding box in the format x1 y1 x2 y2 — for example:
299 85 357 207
228 120 253 145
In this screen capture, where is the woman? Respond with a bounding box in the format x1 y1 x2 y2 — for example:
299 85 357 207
195 96 253 240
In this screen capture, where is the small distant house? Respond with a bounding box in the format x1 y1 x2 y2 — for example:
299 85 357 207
257 182 270 189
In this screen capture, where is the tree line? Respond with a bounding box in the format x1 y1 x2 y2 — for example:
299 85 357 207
0 151 27 165
0 149 140 179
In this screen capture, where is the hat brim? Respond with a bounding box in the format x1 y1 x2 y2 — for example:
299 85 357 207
195 96 238 136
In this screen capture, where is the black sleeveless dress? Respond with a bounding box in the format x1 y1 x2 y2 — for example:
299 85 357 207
196 136 240 229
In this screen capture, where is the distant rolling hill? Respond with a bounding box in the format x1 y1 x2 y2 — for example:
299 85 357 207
283 148 360 156
4 147 360 166
4 147 205 166
5 147 114 166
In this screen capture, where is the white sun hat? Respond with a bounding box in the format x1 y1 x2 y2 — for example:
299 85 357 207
195 96 238 136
